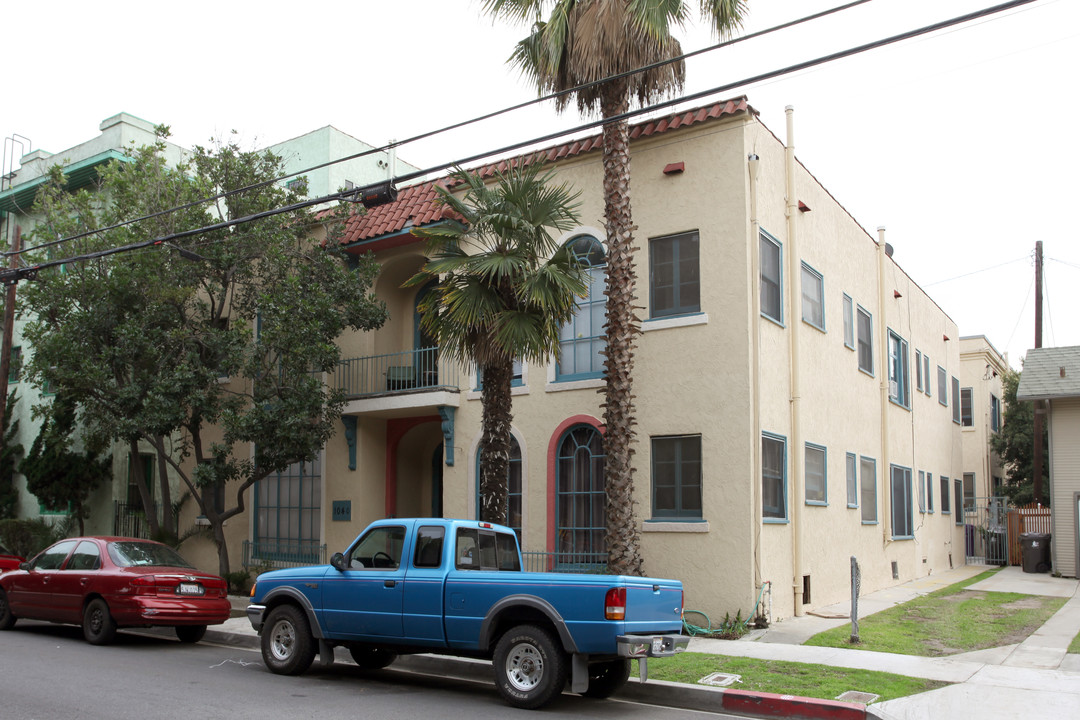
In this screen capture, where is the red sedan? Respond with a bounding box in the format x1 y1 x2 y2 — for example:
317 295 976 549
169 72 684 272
0 543 23 573
0 536 230 645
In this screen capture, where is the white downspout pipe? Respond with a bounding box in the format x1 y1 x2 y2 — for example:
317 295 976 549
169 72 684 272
749 150 763 591
878 226 892 545
785 107 804 616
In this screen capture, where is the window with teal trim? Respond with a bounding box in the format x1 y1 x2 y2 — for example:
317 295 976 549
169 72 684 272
940 475 951 514
953 478 963 526
556 425 606 567
801 263 824 330
846 452 858 507
888 330 910 408
760 231 782 323
990 393 1001 432
254 455 321 563
805 443 827 505
891 465 913 538
762 433 787 521
860 456 877 523
557 235 606 380
842 294 854 349
475 437 522 536
952 376 961 423
857 306 873 374
649 231 699 318
650 435 702 519
926 469 934 513
8 346 21 384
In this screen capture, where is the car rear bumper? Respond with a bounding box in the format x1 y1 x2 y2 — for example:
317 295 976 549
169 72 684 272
616 633 689 658
114 596 232 626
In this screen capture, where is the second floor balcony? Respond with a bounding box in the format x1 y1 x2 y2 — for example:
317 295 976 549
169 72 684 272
333 347 460 401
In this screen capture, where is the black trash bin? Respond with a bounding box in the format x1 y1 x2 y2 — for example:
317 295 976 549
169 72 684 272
1019 532 1052 573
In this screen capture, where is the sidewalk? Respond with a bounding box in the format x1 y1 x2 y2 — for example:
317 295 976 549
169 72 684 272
204 565 1080 719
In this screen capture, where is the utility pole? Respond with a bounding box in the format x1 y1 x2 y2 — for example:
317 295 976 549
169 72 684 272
1032 240 1044 506
0 225 20 436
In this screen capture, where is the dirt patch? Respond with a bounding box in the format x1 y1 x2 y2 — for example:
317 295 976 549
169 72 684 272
923 638 963 656
999 598 1044 611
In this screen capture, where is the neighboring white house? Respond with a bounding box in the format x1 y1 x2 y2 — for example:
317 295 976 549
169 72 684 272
1017 346 1080 578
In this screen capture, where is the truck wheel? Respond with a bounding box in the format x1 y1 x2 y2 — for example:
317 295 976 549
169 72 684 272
348 644 397 670
581 659 630 698
176 625 207 644
0 588 16 630
493 625 567 709
83 598 117 645
261 605 316 676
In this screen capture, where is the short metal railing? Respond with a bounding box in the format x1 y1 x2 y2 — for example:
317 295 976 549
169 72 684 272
242 539 327 570
332 347 459 399
521 551 610 574
113 501 159 539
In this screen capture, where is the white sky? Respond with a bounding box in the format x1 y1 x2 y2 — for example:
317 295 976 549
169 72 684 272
4 0 1077 368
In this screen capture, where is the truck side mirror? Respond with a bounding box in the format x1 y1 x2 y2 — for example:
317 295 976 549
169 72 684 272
330 553 347 572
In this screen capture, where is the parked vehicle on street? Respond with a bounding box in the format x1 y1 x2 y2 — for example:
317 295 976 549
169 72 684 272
247 518 688 709
0 536 231 645
0 544 23 573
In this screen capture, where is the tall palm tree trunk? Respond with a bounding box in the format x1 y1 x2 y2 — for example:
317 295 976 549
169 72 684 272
600 81 644 577
479 357 514 525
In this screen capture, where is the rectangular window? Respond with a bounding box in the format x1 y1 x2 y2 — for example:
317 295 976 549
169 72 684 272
760 231 782 323
960 387 973 427
891 465 913 538
801 263 825 330
940 475 951 514
952 377 961 423
888 330 910 408
990 394 1001 433
937 366 948 405
254 455 322 561
846 452 858 507
926 470 934 513
651 435 702 519
762 433 787 521
7 346 21 384
963 472 976 511
954 479 963 525
805 443 827 505
860 456 877 523
857 307 873 374
126 453 155 507
650 230 700 318
917 471 926 513
842 294 854 349
916 350 923 393
923 354 931 396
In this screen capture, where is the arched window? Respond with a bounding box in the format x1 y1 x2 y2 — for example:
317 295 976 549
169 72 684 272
476 437 522 536
557 235 606 380
556 424 606 567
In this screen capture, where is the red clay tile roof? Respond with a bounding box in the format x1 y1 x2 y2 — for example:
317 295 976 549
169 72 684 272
337 97 751 249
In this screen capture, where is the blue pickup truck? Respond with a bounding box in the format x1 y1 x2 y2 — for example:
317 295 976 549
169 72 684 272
247 518 688 708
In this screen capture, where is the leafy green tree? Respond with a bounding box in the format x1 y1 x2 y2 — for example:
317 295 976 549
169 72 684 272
409 164 585 524
18 392 111 535
0 390 22 519
989 366 1048 507
482 0 747 575
21 128 388 574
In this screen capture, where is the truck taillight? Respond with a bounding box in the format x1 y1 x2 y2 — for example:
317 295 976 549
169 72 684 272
605 587 626 621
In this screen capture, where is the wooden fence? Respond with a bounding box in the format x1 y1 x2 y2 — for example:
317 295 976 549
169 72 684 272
1006 503 1051 566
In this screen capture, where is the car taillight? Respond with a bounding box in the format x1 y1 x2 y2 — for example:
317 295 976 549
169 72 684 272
605 587 626 621
130 575 158 595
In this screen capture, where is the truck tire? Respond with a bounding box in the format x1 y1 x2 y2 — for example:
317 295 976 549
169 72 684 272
348 644 397 670
581 659 630 698
493 624 567 709
0 588 16 630
83 598 117 645
262 605 317 676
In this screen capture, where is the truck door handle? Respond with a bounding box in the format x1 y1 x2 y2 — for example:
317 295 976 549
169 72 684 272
384 580 396 588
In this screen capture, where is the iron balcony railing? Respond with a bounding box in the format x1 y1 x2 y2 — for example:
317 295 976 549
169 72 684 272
521 550 610 574
113 500 160 539
332 347 459 399
242 539 327 570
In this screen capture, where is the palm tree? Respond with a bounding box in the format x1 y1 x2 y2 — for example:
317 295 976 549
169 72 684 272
408 163 586 525
482 0 747 575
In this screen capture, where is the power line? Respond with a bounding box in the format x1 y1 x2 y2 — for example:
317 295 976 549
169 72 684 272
7 0 876 259
923 255 1030 287
0 0 1037 284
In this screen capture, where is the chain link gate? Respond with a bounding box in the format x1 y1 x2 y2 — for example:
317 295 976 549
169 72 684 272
963 496 1009 566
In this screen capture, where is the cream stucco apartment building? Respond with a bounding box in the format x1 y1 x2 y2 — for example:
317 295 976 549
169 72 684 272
2 100 1008 621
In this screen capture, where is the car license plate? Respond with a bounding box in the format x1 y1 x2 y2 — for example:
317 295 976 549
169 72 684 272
178 583 204 596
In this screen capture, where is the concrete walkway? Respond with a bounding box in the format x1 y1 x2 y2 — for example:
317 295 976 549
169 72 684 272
207 565 1080 719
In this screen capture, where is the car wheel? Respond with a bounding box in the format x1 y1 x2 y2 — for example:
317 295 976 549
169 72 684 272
0 588 16 630
261 605 316 676
580 659 630 698
176 625 208 644
348 644 397 670
493 624 567 709
83 598 117 645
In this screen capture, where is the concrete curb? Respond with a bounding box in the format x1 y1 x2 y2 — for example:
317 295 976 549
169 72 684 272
202 626 874 719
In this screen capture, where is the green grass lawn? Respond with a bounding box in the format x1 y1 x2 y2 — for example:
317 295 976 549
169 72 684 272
1070 631 1080 655
804 569 1066 656
647 654 947 702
